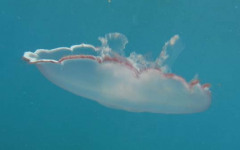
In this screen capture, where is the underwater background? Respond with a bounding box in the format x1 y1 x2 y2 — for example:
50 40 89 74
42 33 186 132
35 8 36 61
1 0 240 149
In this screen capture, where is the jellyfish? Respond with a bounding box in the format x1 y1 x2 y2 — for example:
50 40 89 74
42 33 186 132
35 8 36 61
23 33 211 114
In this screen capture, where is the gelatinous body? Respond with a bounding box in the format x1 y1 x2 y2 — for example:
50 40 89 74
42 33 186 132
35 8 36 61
23 33 211 114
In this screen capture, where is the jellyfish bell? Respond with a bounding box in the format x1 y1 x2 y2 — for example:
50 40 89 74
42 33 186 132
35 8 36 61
23 33 211 114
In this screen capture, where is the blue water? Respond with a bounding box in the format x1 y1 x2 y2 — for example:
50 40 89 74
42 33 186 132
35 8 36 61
1 0 240 149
